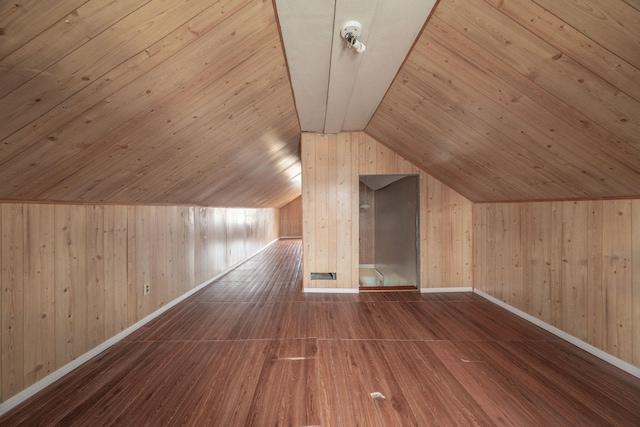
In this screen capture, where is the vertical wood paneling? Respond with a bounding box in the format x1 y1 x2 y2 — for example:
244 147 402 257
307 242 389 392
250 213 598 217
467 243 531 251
23 204 55 386
1 202 277 403
462 192 474 288
181 207 195 296
441 185 453 288
165 207 178 302
279 196 302 237
194 207 211 285
1 204 24 399
530 202 560 325
336 133 354 287
633 200 640 367
588 201 605 349
520 203 533 314
155 207 168 308
167 206 194 299
302 131 473 290
350 134 361 284
494 203 509 302
214 208 228 278
54 205 88 366
0 206 2 403
86 205 104 350
301 133 358 289
103 205 128 337
561 202 588 340
550 202 563 328
327 137 338 286
508 203 523 308
0 206 1 402
474 199 640 368
422 174 473 290
316 136 330 281
128 206 152 324
303 135 316 287
602 200 633 361
426 177 444 287
473 204 487 293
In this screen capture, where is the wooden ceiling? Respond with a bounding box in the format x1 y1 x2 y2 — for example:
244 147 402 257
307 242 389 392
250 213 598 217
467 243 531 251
1 0 639 207
367 0 640 202
0 0 300 208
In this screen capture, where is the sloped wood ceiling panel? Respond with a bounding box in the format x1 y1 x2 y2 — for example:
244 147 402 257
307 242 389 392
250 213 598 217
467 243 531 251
0 0 300 208
367 0 640 202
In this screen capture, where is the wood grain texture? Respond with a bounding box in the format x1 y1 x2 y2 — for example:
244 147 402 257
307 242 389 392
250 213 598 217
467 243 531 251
368 0 640 202
1 0 638 211
302 131 472 290
1 204 24 400
2 239 639 425
0 0 300 208
0 201 278 403
474 199 640 367
278 196 302 237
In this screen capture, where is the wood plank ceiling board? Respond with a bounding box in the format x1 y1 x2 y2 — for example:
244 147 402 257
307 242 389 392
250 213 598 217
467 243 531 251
2 0 640 207
275 0 437 134
367 0 640 202
0 0 302 208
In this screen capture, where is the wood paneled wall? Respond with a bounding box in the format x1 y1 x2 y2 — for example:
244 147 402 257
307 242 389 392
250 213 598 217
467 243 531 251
0 203 278 403
279 196 302 237
474 200 640 368
301 132 473 289
302 133 359 289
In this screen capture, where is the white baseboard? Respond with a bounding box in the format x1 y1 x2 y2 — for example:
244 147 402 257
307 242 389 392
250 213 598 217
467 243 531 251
0 238 279 417
421 287 473 293
303 287 359 294
473 289 640 379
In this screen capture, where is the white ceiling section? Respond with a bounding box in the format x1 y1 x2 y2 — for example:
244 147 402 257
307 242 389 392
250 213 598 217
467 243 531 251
274 0 335 131
275 0 438 134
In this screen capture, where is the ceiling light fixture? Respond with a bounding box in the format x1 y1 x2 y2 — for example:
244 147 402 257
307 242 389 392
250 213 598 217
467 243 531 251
341 21 366 53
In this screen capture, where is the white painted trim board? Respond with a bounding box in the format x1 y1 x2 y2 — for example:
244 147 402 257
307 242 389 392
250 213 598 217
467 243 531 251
420 287 473 293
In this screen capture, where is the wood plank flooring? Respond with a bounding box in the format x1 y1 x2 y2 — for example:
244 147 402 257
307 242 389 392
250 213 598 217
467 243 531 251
2 239 639 426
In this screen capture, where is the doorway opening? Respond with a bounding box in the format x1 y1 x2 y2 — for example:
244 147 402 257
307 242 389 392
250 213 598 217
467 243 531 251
358 174 420 291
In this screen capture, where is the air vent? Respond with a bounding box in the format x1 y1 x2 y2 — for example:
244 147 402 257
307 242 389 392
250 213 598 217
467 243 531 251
310 272 337 280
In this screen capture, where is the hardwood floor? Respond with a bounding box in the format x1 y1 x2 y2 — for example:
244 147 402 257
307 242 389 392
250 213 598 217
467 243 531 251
2 239 639 426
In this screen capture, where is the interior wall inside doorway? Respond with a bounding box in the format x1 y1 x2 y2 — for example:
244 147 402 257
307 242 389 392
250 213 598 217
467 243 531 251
359 182 375 265
359 176 418 287
374 176 418 287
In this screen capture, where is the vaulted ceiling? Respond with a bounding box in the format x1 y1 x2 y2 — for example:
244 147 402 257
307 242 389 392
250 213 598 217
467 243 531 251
368 0 640 202
1 0 639 207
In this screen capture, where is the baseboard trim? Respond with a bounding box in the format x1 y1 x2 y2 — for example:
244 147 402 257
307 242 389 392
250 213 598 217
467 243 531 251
0 238 279 417
473 289 640 379
420 287 473 293
303 287 359 294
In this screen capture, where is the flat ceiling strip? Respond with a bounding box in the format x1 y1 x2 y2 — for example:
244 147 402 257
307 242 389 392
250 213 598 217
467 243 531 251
274 0 336 132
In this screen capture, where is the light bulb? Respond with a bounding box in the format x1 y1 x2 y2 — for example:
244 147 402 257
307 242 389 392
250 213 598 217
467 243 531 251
352 39 366 53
